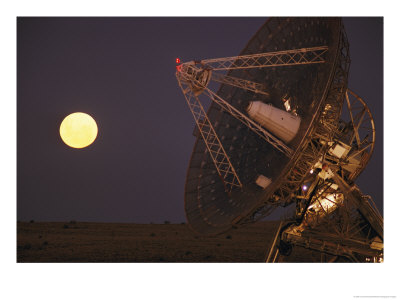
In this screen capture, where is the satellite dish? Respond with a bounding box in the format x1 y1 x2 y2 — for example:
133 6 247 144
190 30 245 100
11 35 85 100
176 17 382 262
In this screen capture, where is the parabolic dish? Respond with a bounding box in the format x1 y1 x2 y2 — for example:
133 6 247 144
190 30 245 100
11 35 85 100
184 17 350 235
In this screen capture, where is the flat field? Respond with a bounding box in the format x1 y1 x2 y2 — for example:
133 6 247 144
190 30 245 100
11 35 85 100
17 221 324 262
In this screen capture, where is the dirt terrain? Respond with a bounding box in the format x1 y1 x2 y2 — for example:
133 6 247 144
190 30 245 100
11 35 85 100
17 221 325 262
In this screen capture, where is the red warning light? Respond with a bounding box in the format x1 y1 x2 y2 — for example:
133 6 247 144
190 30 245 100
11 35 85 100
176 58 180 64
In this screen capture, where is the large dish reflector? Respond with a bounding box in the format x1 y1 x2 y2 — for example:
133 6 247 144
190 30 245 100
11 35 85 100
184 17 347 235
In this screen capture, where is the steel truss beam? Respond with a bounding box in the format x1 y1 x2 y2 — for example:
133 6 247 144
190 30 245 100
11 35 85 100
211 72 270 96
179 46 328 97
176 74 242 192
183 46 329 71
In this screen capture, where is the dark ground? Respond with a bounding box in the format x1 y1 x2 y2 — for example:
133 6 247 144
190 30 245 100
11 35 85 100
17 221 337 262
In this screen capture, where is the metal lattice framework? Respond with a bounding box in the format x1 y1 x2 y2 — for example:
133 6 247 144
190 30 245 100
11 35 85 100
177 46 330 191
181 18 382 253
192 46 329 71
178 17 382 262
177 77 242 192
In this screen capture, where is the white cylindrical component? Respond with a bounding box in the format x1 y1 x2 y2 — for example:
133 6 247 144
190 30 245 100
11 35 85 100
247 101 301 143
255 175 272 189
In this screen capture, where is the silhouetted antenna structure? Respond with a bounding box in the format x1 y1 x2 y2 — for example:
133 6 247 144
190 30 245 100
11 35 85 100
176 17 382 262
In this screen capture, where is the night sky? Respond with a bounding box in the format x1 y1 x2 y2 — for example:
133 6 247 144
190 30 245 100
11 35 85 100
17 17 383 223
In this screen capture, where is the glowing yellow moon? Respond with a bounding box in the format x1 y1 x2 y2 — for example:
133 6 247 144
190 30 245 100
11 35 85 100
59 112 98 148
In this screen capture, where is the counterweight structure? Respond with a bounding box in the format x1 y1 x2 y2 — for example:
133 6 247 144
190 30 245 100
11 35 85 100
177 17 382 262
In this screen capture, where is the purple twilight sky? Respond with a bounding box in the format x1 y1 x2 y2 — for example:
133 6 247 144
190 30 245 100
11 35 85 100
17 17 383 223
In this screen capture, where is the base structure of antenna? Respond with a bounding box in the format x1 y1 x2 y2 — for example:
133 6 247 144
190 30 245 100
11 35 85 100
266 181 383 263
265 90 382 263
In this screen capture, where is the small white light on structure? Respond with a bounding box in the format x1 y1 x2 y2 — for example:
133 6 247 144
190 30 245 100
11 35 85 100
255 175 272 189
302 185 308 191
310 169 314 174
284 100 291 112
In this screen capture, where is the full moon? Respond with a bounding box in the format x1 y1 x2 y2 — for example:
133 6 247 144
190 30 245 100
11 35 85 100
59 112 98 149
